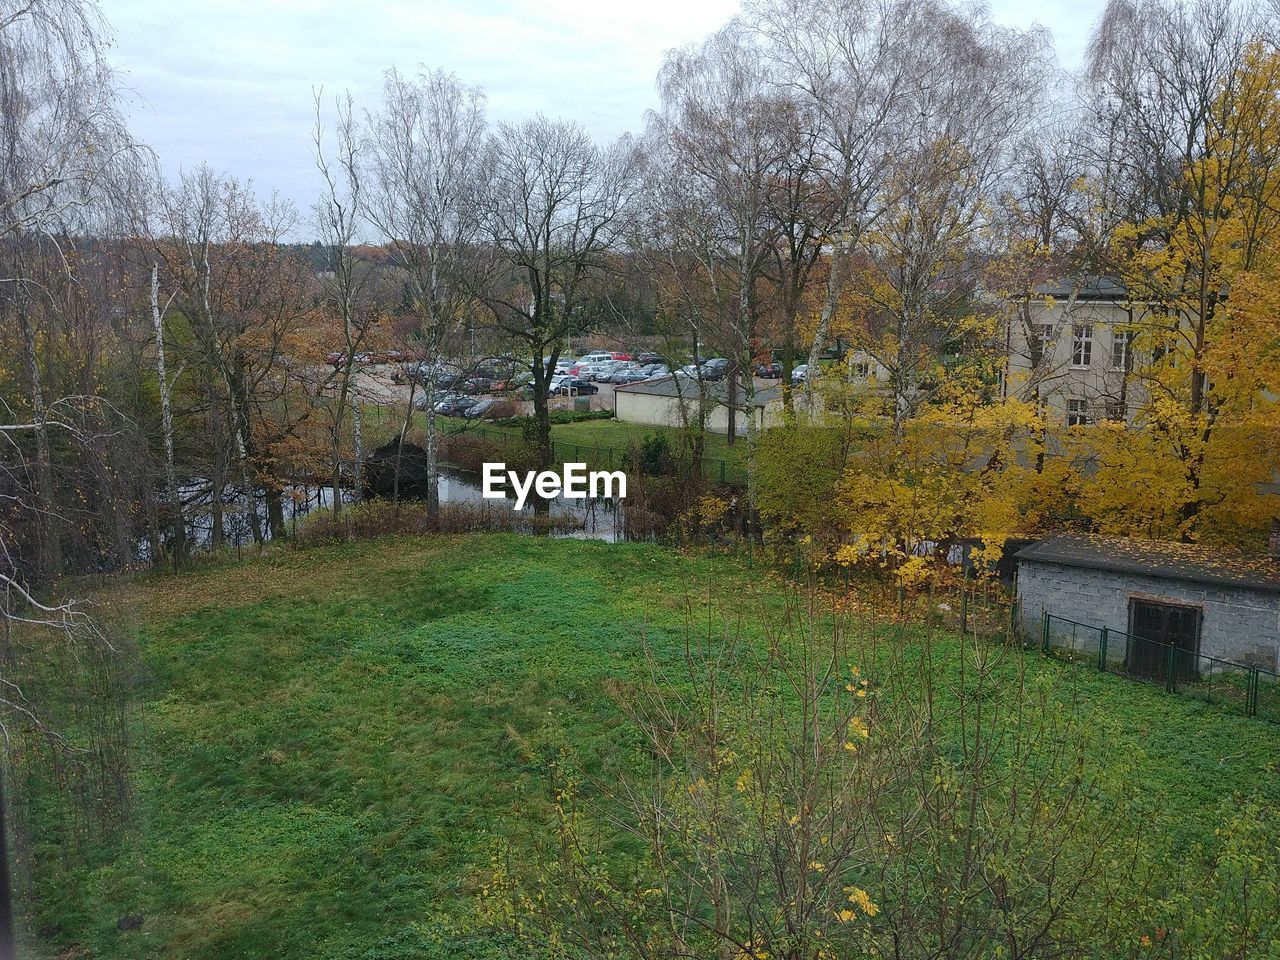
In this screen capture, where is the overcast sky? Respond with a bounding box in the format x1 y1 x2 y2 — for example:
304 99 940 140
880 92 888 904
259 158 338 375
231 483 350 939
102 0 1105 236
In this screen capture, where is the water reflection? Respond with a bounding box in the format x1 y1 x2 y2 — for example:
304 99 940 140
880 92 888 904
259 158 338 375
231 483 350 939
435 466 623 541
165 465 623 555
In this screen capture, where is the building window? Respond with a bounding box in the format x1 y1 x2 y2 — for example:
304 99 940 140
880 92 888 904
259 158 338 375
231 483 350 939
1111 330 1134 371
851 360 870 378
1067 398 1090 427
1071 324 1093 367
1104 399 1127 421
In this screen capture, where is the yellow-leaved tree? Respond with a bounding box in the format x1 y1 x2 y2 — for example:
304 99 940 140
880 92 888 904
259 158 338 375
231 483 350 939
1083 44 1280 545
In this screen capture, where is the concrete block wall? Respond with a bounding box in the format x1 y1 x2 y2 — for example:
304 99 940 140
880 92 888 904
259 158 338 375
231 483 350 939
1017 559 1280 670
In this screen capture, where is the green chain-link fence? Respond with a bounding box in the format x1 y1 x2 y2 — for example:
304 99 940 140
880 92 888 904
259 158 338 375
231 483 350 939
1040 613 1279 722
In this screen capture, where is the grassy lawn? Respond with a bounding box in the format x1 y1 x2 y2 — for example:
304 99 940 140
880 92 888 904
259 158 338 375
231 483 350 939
22 535 1280 958
354 398 753 484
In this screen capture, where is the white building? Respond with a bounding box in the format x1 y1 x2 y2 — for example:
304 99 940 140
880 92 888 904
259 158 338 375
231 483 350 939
1004 278 1157 426
613 376 783 436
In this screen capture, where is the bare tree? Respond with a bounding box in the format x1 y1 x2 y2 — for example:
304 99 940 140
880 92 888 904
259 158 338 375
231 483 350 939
0 0 138 581
365 67 487 516
313 91 377 518
748 0 922 402
651 23 793 447
476 116 635 469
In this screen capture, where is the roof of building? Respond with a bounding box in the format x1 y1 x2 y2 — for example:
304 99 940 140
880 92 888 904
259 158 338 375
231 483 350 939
1016 534 1280 594
614 375 782 408
1031 276 1130 302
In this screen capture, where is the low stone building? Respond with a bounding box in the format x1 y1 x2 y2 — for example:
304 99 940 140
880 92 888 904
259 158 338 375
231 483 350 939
613 375 783 436
1015 533 1280 675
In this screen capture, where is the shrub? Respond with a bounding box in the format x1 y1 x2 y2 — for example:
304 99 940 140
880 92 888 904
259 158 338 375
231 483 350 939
435 433 536 475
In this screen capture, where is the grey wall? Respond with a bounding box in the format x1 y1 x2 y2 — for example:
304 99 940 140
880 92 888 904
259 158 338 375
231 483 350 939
1017 559 1280 670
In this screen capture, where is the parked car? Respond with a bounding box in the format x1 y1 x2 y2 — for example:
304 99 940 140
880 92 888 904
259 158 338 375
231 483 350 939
495 371 534 392
607 351 633 361
433 366 466 389
554 377 599 396
604 364 638 383
462 398 500 419
576 351 615 366
755 362 782 379
615 370 650 385
596 359 630 379
700 357 729 381
573 363 608 380
636 352 665 365
791 363 810 383
459 376 493 395
434 395 478 416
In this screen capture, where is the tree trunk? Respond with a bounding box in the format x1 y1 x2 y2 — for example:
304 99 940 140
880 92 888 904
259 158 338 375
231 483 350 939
531 358 553 469
265 487 286 540
805 240 847 407
392 373 422 508
16 290 61 582
425 381 440 517
151 264 185 564
226 370 263 545
351 396 363 500
210 471 225 551
331 359 354 516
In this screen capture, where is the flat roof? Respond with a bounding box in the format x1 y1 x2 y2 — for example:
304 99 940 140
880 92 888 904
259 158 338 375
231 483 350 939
1016 534 1280 594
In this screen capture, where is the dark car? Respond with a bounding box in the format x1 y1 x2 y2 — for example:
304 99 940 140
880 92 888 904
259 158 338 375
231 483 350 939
459 376 493 395
432 366 465 389
433 395 478 416
462 398 499 419
636 352 665 365
755 362 782 379
554 377 599 396
700 357 729 381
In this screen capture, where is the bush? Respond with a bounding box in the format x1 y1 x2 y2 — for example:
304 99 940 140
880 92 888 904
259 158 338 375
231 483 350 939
489 409 614 428
435 433 536 475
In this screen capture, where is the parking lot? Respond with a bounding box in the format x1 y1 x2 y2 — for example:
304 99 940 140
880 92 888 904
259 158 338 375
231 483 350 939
346 364 619 415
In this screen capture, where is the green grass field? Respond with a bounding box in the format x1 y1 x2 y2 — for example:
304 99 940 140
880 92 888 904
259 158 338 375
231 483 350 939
361 403 748 467
22 535 1280 958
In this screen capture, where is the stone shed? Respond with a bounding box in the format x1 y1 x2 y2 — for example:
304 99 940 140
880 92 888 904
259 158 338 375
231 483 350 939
1016 533 1280 673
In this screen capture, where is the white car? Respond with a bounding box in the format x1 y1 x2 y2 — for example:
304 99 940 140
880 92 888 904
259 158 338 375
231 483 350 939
576 351 614 366
791 363 811 383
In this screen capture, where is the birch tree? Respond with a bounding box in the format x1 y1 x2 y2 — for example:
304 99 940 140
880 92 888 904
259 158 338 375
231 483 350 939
313 91 377 518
